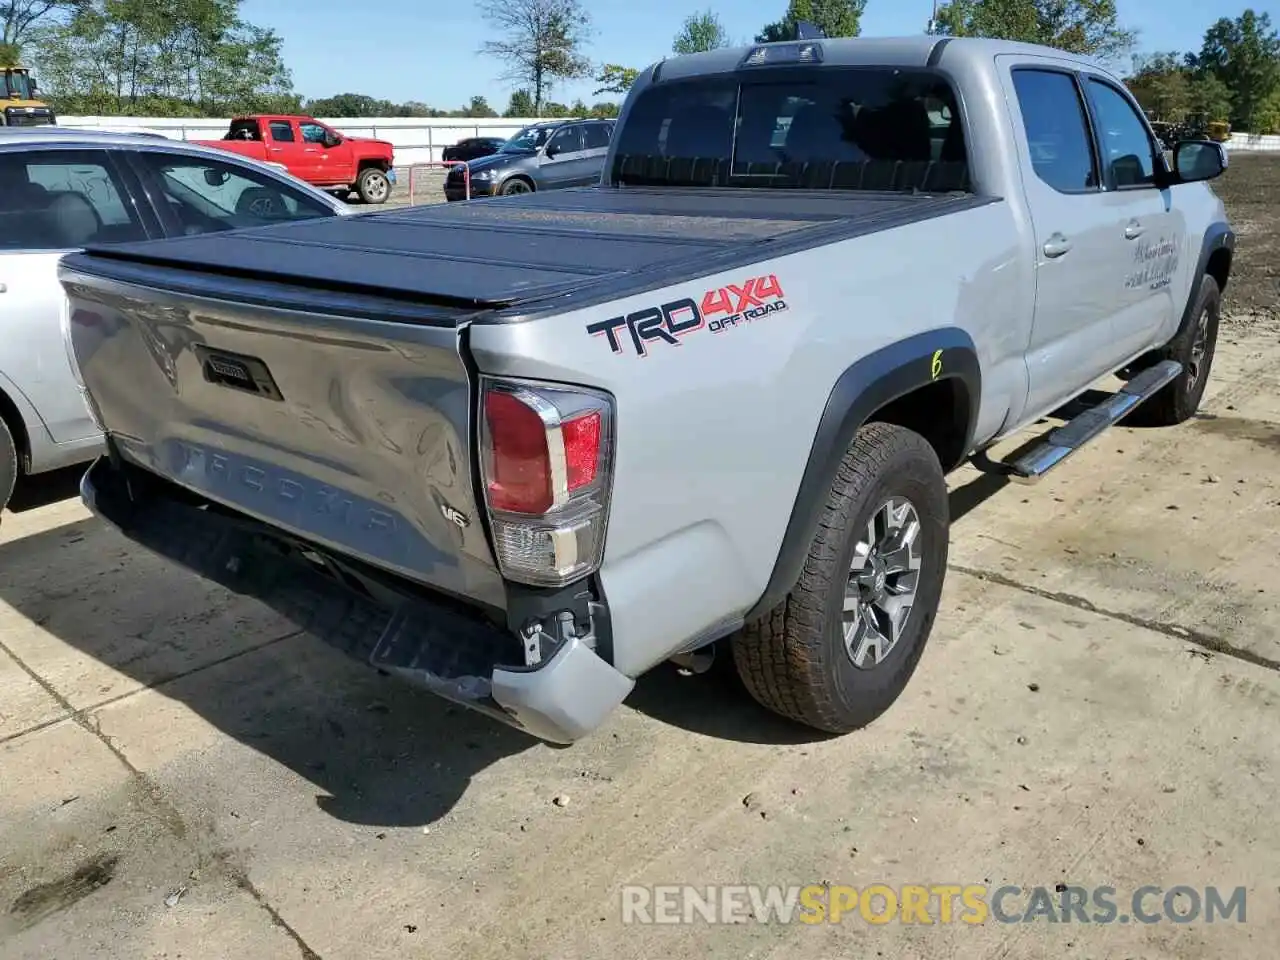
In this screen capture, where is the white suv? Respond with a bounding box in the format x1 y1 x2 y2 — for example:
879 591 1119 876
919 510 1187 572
0 129 351 515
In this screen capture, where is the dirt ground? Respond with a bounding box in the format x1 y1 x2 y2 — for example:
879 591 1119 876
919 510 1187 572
2 158 1279 960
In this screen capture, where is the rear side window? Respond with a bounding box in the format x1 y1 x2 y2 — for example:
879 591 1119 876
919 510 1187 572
268 121 294 142
547 126 583 154
1086 79 1157 188
610 68 969 193
0 149 146 250
1011 69 1098 193
583 122 612 150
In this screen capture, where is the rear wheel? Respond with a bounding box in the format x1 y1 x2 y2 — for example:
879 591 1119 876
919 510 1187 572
0 416 17 516
732 422 949 733
1126 273 1221 427
355 167 391 204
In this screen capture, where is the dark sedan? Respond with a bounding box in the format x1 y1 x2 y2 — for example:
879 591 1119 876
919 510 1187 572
444 118 614 201
441 136 507 163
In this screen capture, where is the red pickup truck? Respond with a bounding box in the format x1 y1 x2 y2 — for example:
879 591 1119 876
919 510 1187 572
194 115 396 204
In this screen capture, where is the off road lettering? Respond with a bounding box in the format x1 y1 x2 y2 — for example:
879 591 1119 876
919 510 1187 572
588 277 788 357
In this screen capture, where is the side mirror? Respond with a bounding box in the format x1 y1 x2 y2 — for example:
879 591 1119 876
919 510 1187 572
324 132 342 148
544 142 560 159
203 168 231 187
1173 140 1227 184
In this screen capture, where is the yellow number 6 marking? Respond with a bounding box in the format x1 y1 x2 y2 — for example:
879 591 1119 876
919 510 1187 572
931 349 943 380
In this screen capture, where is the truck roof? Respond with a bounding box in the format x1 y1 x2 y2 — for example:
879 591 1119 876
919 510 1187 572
230 114 322 123
651 35 1109 83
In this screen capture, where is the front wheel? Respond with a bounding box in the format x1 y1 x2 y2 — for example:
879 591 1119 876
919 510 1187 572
355 167 391 204
1126 273 1222 427
732 422 950 734
498 177 533 196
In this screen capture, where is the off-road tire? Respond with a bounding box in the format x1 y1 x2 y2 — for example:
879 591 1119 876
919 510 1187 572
355 167 391 204
732 422 950 734
1126 273 1222 427
0 416 17 517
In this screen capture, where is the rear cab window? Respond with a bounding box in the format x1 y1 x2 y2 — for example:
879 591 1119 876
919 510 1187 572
610 67 970 193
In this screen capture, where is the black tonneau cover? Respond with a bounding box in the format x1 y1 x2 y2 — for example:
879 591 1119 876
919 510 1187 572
80 186 989 312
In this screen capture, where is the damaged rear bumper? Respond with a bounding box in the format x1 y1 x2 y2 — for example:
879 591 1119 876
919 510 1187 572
81 457 634 744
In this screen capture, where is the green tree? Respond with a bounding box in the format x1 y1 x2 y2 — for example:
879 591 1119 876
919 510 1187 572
462 94 497 117
479 0 591 115
32 0 297 115
1127 52 1190 120
935 0 1136 61
588 99 618 118
593 62 637 96
1195 10 1280 130
673 9 730 54
504 87 536 116
3 0 81 49
1188 72 1233 123
756 0 864 43
1254 87 1280 133
306 92 396 117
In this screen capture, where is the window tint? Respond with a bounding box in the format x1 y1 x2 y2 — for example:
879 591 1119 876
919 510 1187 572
1011 70 1098 193
136 153 333 235
547 126 582 153
228 120 261 142
583 122 612 150
300 122 328 144
610 69 970 192
268 121 294 142
0 149 146 250
1087 79 1157 188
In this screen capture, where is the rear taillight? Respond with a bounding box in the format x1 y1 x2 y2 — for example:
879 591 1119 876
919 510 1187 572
480 378 614 587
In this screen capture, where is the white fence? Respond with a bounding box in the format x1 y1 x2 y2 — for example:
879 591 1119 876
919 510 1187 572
58 116 548 165
59 115 1280 162
1226 132 1280 152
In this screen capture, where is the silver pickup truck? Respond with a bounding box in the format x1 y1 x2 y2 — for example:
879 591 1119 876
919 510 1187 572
60 37 1233 744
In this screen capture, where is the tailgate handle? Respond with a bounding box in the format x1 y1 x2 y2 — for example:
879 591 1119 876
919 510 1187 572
195 346 284 402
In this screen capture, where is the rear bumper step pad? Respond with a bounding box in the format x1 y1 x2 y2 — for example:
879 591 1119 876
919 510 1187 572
81 457 633 743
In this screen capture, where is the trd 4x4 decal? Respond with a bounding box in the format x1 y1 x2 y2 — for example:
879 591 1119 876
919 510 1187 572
586 274 789 357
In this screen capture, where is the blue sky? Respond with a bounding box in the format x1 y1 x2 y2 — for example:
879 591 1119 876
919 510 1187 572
240 0 1271 110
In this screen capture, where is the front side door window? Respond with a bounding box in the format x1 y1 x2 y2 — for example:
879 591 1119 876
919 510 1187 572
133 152 333 235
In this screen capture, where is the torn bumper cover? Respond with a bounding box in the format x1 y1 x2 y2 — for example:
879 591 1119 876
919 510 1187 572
80 457 634 744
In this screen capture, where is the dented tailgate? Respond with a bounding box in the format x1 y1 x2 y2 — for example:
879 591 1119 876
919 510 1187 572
61 261 507 611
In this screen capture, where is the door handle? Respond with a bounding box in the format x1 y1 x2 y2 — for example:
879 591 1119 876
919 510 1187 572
1124 220 1145 240
1043 234 1072 259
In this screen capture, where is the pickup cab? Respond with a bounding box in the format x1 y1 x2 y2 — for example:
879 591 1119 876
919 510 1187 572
60 37 1233 744
193 115 396 203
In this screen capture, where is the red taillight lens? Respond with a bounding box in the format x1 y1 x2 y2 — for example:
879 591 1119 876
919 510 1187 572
561 411 601 491
484 389 553 514
479 380 615 587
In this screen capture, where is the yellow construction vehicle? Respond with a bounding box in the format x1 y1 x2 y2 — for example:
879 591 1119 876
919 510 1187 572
1 63 56 126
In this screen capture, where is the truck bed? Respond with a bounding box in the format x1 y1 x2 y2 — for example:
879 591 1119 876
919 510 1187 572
59 182 992 622
79 185 993 318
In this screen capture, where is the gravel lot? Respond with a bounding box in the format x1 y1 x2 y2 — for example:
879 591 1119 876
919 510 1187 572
1 157 1278 959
